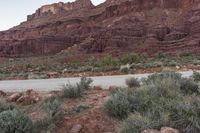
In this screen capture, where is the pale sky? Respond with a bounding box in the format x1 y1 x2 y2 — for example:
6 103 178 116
0 0 105 31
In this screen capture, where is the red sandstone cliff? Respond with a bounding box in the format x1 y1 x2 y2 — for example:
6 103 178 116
0 0 200 57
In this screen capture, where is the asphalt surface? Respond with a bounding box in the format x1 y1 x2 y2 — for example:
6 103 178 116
0 71 196 92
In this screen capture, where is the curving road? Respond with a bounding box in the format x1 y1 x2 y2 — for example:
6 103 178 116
0 71 196 92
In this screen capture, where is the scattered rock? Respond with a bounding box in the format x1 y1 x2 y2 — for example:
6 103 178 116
69 124 83 133
46 91 60 97
0 90 6 97
176 66 180 70
7 90 40 105
142 129 160 133
160 127 179 133
16 94 40 105
94 86 103 90
7 93 22 102
47 72 58 77
17 90 40 105
142 127 179 133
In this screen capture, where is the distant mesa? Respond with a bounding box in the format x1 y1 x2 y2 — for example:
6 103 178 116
27 0 94 21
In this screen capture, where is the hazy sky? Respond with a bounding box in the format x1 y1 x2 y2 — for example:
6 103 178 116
0 0 105 31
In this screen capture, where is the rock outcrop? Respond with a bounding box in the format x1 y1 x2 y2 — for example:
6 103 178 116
0 0 200 57
27 0 94 21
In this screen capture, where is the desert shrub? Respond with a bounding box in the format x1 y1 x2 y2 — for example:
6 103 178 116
33 111 64 133
179 52 192 58
144 62 163 68
142 72 182 99
0 99 13 113
0 110 33 133
192 71 200 81
104 88 131 119
25 64 33 69
78 77 93 90
180 78 199 95
62 77 93 98
62 83 83 98
167 60 177 67
125 77 140 88
33 116 53 132
156 52 166 59
142 71 182 86
92 66 119 72
170 97 200 133
118 113 151 133
99 56 118 66
104 72 181 119
42 96 61 116
120 53 141 65
192 60 200 65
105 71 200 132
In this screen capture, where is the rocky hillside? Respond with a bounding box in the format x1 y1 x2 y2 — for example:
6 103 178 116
0 0 200 57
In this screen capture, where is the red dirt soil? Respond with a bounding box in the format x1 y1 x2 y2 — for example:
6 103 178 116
55 88 118 133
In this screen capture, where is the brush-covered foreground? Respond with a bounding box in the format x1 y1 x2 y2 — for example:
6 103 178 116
0 72 200 133
104 71 200 133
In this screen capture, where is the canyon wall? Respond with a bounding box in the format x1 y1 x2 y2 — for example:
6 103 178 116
0 0 200 57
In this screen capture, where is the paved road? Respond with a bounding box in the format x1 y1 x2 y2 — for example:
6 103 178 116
0 71 196 92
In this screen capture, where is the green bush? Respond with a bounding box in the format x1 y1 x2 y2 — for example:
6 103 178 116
156 52 166 59
170 97 200 133
0 99 13 113
118 113 151 133
180 78 199 95
33 117 53 132
142 71 182 86
142 72 182 99
99 56 118 66
104 88 131 119
179 52 192 58
42 96 61 116
79 77 93 90
62 77 93 98
105 71 200 132
120 53 140 65
192 71 200 81
125 77 140 88
0 110 33 133
62 83 83 98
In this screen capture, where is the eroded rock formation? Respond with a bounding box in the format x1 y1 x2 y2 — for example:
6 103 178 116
0 0 200 57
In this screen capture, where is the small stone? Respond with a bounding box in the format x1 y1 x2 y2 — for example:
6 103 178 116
176 66 180 69
94 86 103 90
7 93 22 102
70 124 83 133
0 90 6 97
160 127 179 133
141 129 160 133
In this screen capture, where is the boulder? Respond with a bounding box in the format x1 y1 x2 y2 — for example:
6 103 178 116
0 90 6 97
7 93 22 102
69 124 83 133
